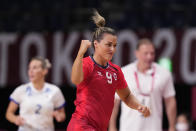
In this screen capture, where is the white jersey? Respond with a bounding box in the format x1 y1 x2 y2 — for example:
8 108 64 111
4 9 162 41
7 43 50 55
118 61 175 131
10 82 66 131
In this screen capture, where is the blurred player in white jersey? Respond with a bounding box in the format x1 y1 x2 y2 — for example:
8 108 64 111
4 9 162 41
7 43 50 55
6 57 66 131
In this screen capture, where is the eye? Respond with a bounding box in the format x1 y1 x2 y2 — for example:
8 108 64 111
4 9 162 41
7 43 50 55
106 43 112 47
113 44 117 48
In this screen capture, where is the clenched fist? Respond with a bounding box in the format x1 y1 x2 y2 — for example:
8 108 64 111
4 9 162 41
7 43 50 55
78 40 92 56
137 105 151 117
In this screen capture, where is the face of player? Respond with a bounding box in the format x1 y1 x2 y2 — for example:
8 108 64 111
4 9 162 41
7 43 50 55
136 43 155 69
94 33 117 63
28 60 47 83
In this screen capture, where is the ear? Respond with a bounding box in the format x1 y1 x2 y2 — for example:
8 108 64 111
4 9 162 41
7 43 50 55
94 40 99 48
43 69 48 76
135 50 139 59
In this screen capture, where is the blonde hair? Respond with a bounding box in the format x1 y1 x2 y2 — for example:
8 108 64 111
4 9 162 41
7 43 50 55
91 9 116 48
92 9 106 28
31 56 52 69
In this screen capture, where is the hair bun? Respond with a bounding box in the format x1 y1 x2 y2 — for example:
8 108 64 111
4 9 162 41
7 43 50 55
45 59 52 69
92 9 105 28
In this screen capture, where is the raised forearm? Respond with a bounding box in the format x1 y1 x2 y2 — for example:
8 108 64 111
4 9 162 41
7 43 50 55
71 40 91 85
71 53 84 85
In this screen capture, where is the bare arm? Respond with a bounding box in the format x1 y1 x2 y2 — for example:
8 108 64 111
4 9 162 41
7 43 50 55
53 108 66 122
116 87 150 117
6 101 25 126
71 40 91 85
164 96 177 131
109 98 121 131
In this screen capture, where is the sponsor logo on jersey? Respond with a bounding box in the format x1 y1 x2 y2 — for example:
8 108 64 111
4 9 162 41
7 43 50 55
113 73 117 80
97 71 103 76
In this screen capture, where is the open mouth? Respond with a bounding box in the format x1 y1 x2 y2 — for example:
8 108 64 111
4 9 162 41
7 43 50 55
108 52 113 56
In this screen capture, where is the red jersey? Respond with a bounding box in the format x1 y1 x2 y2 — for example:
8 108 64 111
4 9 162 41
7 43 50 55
67 56 127 131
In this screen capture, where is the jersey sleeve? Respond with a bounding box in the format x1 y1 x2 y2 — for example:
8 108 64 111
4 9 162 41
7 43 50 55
115 67 128 90
53 87 66 110
163 72 176 98
9 86 23 105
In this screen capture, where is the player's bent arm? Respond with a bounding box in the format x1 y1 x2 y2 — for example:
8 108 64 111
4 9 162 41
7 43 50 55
164 96 177 131
71 52 84 85
116 87 140 110
53 108 66 122
116 87 150 117
6 101 19 124
109 98 120 131
71 40 91 85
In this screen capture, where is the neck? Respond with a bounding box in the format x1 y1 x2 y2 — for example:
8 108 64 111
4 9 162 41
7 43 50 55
137 62 151 73
93 54 108 66
32 79 45 90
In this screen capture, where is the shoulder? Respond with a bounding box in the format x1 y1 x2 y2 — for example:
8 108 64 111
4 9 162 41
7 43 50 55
45 82 62 92
11 83 31 95
83 56 93 63
83 56 94 67
154 63 172 77
108 61 121 71
15 83 31 91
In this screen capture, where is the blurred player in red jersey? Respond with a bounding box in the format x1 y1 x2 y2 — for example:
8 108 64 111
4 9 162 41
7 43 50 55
67 9 150 131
